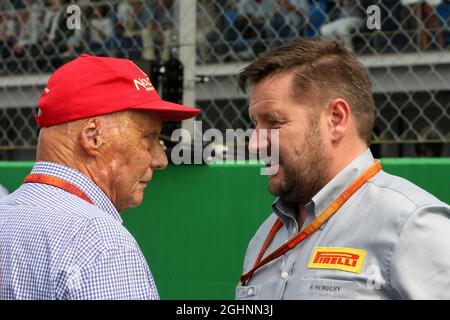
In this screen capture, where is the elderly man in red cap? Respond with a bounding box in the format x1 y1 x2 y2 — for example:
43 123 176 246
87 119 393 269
0 54 199 300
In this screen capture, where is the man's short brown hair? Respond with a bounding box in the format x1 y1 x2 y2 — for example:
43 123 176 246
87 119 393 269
239 39 375 145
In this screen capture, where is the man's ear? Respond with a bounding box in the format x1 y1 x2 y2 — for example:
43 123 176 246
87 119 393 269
80 118 103 156
326 98 350 143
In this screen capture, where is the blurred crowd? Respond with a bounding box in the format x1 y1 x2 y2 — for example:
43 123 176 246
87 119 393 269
0 0 175 73
1 0 449 74
209 0 449 60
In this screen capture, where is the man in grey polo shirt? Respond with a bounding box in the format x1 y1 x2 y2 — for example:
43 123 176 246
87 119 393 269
236 39 450 300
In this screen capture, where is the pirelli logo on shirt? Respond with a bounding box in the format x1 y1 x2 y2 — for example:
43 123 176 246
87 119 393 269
308 247 366 274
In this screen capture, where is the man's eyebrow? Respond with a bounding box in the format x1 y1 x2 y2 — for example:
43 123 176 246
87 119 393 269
143 128 160 136
259 109 281 120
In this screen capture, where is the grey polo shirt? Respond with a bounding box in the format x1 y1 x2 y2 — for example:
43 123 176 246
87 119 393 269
236 149 450 299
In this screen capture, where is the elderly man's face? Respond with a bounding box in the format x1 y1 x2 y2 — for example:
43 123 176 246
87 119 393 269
100 110 168 212
248 72 331 206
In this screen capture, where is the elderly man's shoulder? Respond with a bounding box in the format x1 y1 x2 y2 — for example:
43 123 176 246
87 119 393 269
1 186 137 253
53 198 138 252
74 205 135 248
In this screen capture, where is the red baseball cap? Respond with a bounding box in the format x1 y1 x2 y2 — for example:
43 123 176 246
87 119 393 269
36 54 200 128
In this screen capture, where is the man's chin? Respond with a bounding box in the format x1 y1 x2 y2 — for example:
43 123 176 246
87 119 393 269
268 170 299 201
132 192 145 207
120 193 145 212
268 175 287 197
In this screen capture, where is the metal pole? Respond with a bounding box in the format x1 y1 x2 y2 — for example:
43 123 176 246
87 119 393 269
176 0 197 141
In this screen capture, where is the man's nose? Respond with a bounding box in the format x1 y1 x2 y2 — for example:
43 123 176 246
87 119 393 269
248 127 269 154
151 143 168 170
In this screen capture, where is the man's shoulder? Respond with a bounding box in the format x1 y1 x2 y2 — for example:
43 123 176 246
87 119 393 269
0 184 137 253
367 170 447 209
49 199 138 253
82 214 138 251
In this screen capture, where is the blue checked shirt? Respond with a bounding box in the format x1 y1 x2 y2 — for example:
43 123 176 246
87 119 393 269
0 162 159 300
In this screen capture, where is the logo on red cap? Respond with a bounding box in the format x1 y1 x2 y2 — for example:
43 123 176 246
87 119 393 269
134 77 154 92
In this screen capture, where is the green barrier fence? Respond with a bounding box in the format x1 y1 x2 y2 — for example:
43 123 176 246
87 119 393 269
0 159 449 299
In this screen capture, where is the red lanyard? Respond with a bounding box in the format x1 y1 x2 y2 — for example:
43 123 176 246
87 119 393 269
24 173 94 205
240 161 382 285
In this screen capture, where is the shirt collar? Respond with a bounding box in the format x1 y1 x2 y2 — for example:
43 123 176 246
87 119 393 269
273 149 376 224
30 161 122 223
311 148 375 217
272 198 297 227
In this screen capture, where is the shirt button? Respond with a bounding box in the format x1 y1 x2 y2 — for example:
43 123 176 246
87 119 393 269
281 271 289 279
248 288 254 295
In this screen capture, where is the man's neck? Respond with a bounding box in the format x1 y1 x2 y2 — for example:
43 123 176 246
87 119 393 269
294 145 369 230
328 142 368 181
37 153 117 208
